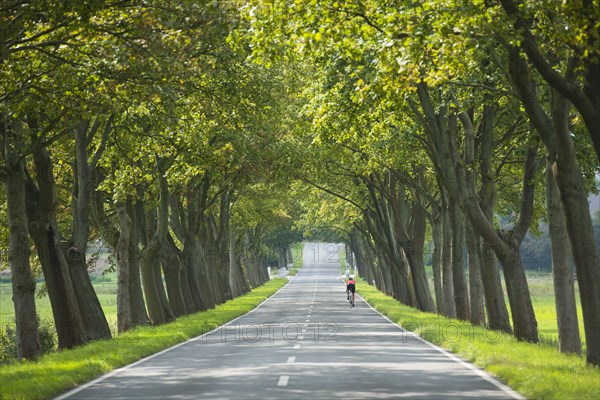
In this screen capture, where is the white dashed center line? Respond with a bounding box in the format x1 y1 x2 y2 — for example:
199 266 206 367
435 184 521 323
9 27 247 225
277 376 289 387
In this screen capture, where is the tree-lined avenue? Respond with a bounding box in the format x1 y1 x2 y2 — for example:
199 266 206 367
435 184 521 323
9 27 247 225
56 243 522 400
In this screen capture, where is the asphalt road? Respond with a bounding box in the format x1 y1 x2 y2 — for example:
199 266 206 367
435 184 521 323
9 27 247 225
57 243 523 400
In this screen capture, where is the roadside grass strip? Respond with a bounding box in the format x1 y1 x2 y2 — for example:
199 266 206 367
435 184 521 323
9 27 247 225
357 278 600 400
0 278 287 400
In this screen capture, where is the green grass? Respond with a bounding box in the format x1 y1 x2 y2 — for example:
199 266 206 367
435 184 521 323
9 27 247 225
286 242 304 276
526 273 586 351
0 274 119 331
0 278 287 400
357 277 600 400
422 266 587 351
291 242 304 269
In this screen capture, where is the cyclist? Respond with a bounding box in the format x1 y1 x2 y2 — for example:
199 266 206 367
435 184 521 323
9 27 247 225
346 276 356 307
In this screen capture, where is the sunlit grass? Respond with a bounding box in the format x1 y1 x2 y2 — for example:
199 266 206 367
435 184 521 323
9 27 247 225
358 278 600 400
423 266 587 351
0 277 119 329
0 278 287 400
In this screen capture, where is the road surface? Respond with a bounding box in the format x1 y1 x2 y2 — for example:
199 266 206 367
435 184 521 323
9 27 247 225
57 243 522 399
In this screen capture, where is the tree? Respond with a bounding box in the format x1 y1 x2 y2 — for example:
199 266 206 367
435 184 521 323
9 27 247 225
498 0 600 163
1 119 40 360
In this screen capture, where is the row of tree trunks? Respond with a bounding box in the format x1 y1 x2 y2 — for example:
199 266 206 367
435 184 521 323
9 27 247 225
3 116 282 354
477 102 512 333
102 172 276 333
19 119 113 349
69 119 113 341
460 101 540 343
350 81 556 347
546 165 582 355
25 138 88 349
507 49 597 361
412 84 471 321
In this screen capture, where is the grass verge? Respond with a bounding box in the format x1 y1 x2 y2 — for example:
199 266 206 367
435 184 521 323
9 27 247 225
0 278 287 400
357 278 600 400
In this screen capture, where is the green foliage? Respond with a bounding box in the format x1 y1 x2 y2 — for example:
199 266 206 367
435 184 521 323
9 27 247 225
0 327 17 366
0 278 287 399
0 317 57 366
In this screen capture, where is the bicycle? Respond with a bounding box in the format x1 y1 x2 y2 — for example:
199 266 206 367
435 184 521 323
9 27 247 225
347 289 354 308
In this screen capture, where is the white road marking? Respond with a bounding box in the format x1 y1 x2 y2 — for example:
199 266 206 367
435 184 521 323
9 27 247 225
287 356 296 363
294 344 301 349
277 375 289 387
360 294 525 399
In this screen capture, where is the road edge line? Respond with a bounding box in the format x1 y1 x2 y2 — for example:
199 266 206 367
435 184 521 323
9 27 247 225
356 293 526 400
54 279 291 400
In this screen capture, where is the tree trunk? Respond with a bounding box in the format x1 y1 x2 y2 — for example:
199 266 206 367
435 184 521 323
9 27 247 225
3 119 40 360
25 141 87 349
203 237 222 306
413 84 469 319
278 246 287 269
140 158 173 325
26 190 87 349
229 230 249 298
349 232 371 285
364 188 416 306
372 219 414 305
243 229 260 288
406 195 436 312
498 242 539 342
448 201 470 320
461 103 539 343
141 240 166 325
183 235 210 311
154 254 174 323
466 221 486 326
64 248 112 341
116 201 133 332
441 205 456 318
508 48 599 363
176 247 195 315
389 177 435 312
68 119 111 341
546 164 582 355
126 200 148 326
162 235 188 317
430 214 444 315
551 116 600 365
218 220 233 302
197 234 216 309
287 246 294 267
478 103 512 333
480 241 511 332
